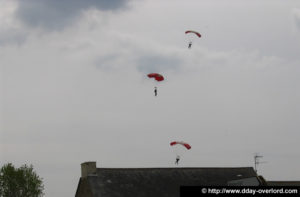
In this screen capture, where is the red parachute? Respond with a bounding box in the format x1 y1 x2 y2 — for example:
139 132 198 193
170 141 191 150
185 30 201 38
147 73 164 82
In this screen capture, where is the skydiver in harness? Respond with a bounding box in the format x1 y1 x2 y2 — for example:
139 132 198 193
175 155 180 165
154 87 157 96
188 42 192 49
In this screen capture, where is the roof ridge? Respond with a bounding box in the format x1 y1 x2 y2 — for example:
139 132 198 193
96 167 254 170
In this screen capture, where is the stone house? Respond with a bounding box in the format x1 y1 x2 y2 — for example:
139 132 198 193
75 161 263 197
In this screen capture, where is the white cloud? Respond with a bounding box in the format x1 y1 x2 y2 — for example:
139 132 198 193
0 0 28 45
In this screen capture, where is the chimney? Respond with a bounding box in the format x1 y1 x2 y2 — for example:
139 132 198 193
81 161 97 178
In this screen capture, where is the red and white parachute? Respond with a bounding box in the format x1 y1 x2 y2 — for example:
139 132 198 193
185 30 201 38
147 73 164 82
170 141 191 150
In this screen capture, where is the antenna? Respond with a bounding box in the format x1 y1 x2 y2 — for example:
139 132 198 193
254 153 267 173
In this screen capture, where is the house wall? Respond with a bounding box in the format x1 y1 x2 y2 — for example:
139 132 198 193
75 178 93 197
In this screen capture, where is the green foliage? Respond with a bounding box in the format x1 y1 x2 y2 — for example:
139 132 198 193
0 163 44 197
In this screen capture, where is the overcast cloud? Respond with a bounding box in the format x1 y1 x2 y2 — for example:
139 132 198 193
292 8 300 30
16 0 130 29
1 0 300 196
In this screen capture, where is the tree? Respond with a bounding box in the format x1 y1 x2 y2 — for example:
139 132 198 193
0 163 44 197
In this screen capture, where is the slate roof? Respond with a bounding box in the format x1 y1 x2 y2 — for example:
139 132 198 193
267 181 300 186
76 167 259 197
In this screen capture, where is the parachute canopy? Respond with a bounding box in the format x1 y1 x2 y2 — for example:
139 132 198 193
147 73 164 82
170 141 191 150
185 30 201 38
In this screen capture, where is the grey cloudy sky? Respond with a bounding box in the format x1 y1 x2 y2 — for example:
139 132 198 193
1 0 300 196
16 0 129 29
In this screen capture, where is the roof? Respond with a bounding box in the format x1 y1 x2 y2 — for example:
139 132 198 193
267 181 300 186
76 167 259 197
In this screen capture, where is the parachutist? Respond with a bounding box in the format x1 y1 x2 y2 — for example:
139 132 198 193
170 141 191 165
175 156 180 165
147 73 163 97
185 30 201 49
